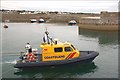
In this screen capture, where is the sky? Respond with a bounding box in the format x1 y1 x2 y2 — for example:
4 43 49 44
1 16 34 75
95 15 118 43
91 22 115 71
1 0 119 13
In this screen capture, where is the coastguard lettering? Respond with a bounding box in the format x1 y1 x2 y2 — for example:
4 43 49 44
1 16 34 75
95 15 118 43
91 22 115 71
44 55 65 59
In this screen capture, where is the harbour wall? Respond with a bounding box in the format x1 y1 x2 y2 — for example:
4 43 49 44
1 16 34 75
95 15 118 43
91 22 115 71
79 11 119 25
78 11 119 31
78 24 118 31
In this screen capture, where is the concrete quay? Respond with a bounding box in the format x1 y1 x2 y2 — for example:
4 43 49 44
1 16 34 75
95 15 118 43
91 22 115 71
78 24 118 31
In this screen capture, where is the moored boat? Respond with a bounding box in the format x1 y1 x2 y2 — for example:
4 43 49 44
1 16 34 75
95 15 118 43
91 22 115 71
14 30 99 68
3 25 8 28
38 18 45 23
68 20 77 25
30 19 37 23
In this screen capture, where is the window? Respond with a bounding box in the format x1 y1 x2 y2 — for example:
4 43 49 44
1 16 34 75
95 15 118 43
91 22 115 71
54 47 63 52
65 47 73 52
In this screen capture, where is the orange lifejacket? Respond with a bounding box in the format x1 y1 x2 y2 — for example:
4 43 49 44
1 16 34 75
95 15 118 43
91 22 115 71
27 53 35 61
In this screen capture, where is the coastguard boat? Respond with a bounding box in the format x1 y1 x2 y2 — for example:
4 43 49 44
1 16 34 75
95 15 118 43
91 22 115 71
14 30 99 68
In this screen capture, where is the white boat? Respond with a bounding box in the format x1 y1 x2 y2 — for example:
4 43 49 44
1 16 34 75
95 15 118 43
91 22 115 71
38 18 45 23
68 20 77 25
30 19 37 23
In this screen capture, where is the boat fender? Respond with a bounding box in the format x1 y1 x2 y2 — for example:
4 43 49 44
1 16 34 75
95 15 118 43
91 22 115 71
27 53 35 61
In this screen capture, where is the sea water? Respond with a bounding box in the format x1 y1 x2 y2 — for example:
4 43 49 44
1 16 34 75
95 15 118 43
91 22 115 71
1 23 118 78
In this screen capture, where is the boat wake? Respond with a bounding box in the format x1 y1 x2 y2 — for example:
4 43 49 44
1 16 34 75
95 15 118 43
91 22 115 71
5 60 17 64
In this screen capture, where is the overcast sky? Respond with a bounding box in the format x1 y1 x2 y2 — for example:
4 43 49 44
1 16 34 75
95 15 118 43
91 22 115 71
1 0 119 13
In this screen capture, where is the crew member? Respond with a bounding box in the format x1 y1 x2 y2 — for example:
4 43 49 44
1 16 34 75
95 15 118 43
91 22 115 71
25 43 32 54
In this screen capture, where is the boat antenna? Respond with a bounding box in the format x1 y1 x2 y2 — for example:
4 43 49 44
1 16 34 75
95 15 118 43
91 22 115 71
44 27 50 44
45 26 47 32
44 27 54 44
45 27 49 35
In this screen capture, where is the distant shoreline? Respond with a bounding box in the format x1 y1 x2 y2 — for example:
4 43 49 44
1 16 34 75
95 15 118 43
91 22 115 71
2 11 119 31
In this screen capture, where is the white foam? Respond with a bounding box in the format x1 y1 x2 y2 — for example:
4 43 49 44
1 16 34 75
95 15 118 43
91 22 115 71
5 60 17 64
